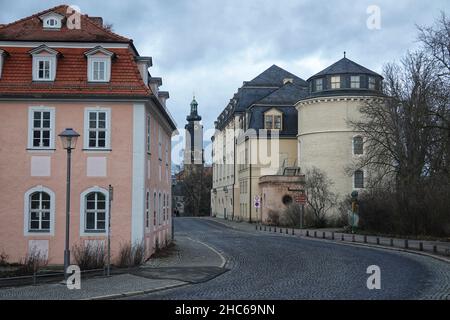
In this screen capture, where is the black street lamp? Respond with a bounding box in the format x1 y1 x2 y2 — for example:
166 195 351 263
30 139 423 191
58 128 80 279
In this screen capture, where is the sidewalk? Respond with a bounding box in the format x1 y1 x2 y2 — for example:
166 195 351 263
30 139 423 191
0 235 226 300
203 216 450 261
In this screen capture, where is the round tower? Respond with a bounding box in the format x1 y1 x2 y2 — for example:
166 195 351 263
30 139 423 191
296 56 383 200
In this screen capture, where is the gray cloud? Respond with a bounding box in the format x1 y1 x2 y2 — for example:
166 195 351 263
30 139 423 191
1 0 448 164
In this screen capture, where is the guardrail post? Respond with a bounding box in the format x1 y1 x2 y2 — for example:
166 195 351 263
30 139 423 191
352 235 355 242
405 239 409 249
419 242 423 251
332 232 335 240
341 234 344 241
376 237 380 245
363 235 367 243
322 232 325 239
280 228 282 233
390 239 394 247
433 245 437 253
269 226 271 232
274 227 277 232
314 231 317 238
33 272 37 285
306 230 309 237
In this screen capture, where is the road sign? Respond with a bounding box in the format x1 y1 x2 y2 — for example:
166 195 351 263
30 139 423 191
254 195 261 208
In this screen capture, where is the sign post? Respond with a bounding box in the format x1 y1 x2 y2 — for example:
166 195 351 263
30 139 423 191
107 185 113 277
254 195 261 224
295 190 306 229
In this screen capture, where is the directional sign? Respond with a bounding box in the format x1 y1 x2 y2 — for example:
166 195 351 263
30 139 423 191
295 193 306 205
254 195 261 208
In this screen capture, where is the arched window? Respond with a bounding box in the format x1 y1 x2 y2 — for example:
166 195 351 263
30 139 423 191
85 192 106 232
24 186 55 235
29 191 51 231
353 136 364 155
354 170 364 189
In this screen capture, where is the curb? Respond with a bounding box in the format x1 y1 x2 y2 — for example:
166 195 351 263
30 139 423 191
185 236 228 268
259 228 450 264
86 282 189 300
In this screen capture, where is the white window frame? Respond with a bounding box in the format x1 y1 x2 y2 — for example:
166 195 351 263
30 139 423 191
24 186 55 236
352 135 364 156
146 114 151 154
146 189 150 230
28 106 56 150
350 76 360 88
83 107 111 150
353 170 365 189
80 186 109 236
33 55 56 81
331 76 341 89
87 56 111 82
0 51 4 79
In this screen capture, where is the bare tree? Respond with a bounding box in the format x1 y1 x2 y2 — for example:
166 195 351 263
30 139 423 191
304 167 337 227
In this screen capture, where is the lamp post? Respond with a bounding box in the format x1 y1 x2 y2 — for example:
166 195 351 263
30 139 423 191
351 191 359 234
59 128 80 280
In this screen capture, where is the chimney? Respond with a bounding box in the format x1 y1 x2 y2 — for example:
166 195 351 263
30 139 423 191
89 16 103 27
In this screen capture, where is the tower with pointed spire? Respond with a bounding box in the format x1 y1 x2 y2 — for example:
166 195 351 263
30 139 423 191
184 96 204 166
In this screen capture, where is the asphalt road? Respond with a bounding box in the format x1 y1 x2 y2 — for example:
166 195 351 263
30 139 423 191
135 217 450 300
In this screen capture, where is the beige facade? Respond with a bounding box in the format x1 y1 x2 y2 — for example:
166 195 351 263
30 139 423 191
296 96 371 200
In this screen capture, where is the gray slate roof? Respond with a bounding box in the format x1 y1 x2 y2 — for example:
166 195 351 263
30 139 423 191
254 83 309 105
244 64 307 87
309 57 382 79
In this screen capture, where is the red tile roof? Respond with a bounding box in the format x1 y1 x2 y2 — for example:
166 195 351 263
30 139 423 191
0 4 130 43
0 46 150 97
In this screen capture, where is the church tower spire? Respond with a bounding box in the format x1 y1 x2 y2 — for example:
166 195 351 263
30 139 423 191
184 96 204 166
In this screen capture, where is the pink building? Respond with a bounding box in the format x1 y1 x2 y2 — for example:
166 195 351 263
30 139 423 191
0 5 177 264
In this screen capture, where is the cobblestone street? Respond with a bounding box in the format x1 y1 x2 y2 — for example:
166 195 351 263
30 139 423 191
133 217 450 300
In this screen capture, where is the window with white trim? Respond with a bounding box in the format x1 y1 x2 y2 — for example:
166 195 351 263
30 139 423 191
84 108 110 150
264 113 282 130
29 191 51 232
331 76 341 89
158 127 162 160
33 56 56 81
350 76 360 88
24 186 55 236
28 107 55 149
153 191 157 226
158 192 162 226
353 136 364 155
85 192 106 232
88 57 111 82
354 170 364 189
147 114 151 154
146 190 150 228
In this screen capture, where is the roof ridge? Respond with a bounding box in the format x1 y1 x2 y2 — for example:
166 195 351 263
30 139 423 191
0 4 130 43
0 4 65 30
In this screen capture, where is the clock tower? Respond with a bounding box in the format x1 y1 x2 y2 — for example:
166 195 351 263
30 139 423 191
184 96 204 166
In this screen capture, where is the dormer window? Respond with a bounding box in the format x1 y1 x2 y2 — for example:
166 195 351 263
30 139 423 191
264 108 282 130
40 12 64 30
351 76 360 88
0 49 6 79
85 46 115 83
331 76 341 89
30 45 59 82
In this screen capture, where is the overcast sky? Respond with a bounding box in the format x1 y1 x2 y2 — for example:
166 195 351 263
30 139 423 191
0 0 448 165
